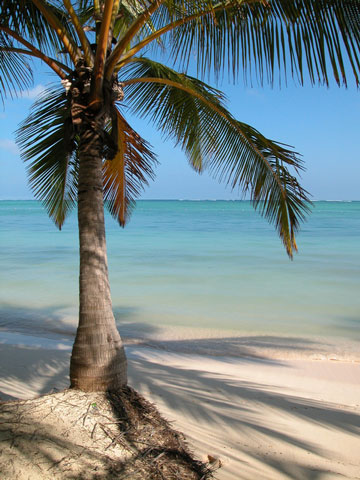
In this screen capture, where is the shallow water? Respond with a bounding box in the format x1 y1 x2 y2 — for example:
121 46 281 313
1 200 359 360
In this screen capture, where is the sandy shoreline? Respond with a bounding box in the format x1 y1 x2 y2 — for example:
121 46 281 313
1 335 360 479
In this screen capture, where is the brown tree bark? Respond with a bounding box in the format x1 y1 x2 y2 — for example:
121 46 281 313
70 118 127 391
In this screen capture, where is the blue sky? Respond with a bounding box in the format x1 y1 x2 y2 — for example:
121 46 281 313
1 65 359 201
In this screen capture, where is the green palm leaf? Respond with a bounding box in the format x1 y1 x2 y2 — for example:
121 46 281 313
121 57 310 257
16 85 78 229
133 0 360 86
1 0 75 63
0 33 33 100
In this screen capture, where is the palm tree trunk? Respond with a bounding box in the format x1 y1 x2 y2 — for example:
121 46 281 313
70 120 127 392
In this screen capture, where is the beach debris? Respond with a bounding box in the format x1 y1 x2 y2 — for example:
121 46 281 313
0 388 213 479
207 454 222 469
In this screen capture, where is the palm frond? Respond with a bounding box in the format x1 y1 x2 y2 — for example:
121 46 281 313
106 0 165 76
121 57 311 257
16 85 78 229
130 0 360 86
113 1 160 44
103 109 157 226
0 33 33 100
0 0 76 66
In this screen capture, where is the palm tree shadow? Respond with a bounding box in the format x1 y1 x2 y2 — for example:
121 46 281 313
0 303 160 401
0 420 108 479
1 303 360 478
127 348 360 480
0 343 70 401
0 302 159 343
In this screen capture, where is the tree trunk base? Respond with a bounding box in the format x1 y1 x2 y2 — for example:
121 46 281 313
70 326 128 392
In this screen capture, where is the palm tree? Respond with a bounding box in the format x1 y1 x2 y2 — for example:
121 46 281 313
1 0 359 392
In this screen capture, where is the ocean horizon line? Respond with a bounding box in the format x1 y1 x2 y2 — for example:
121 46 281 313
1 198 360 202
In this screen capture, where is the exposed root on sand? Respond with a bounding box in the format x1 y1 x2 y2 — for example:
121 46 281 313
0 387 214 479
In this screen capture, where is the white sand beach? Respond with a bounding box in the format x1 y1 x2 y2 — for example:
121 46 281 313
1 333 360 480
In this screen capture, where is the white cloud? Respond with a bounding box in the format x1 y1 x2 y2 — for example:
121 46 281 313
245 88 265 99
0 139 19 155
21 84 46 99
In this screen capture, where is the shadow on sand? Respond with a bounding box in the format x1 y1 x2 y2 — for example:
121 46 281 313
1 304 359 479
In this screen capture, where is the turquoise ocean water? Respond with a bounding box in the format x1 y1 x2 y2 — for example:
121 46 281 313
1 200 359 360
